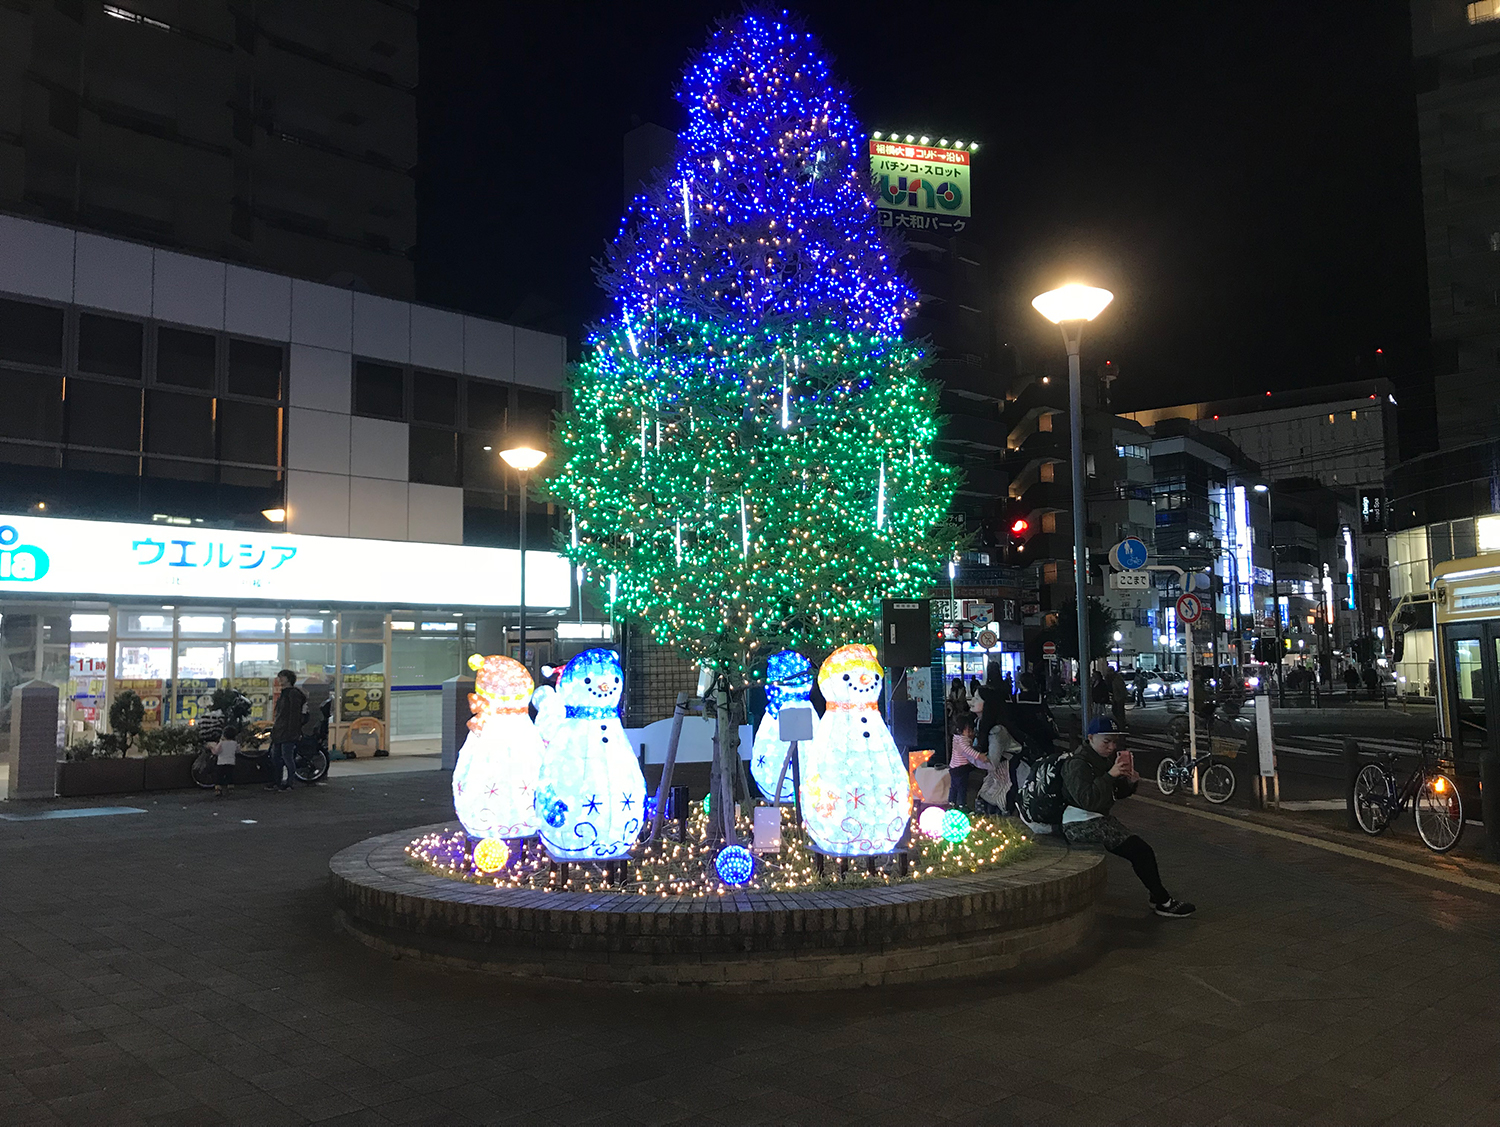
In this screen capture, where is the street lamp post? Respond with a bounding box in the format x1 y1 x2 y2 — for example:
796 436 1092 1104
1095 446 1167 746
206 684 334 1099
1254 483 1284 707
499 445 547 675
1032 283 1114 728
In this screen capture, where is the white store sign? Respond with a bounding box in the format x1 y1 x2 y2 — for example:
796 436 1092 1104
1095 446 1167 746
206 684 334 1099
0 514 571 609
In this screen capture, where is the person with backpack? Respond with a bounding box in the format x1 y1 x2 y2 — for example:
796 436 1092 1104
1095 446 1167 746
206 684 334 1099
1019 717 1195 918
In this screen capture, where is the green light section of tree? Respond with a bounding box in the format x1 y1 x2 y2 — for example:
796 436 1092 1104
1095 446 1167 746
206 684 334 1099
548 311 958 682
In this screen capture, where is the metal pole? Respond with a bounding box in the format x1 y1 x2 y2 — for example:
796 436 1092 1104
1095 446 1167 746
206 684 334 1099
518 472 528 677
1187 619 1199 794
1268 487 1285 708
1064 324 1091 730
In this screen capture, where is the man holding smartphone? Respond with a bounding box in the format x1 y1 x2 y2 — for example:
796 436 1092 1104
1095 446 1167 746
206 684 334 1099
1021 717 1195 918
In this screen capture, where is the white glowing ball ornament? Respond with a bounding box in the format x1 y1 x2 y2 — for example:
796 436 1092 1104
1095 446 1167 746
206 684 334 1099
918 805 947 838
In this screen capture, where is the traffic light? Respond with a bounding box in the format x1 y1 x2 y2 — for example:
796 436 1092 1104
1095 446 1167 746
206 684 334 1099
1009 517 1030 537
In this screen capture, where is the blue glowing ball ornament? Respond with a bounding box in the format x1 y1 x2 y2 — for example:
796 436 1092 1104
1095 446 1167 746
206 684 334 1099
714 845 755 886
941 809 972 843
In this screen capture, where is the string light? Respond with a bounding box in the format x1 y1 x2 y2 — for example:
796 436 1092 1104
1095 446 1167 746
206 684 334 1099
547 9 958 686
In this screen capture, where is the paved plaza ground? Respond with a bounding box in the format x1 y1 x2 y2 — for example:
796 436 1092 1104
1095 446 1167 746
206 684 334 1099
3 768 1498 1126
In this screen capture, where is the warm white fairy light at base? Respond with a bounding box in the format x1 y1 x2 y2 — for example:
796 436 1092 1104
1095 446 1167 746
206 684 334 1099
405 805 1029 898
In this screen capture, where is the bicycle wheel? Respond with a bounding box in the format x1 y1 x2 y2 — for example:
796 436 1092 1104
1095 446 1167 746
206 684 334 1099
1414 773 1464 853
1202 761 1236 805
293 748 329 783
1353 763 1393 835
190 752 218 790
1156 755 1180 796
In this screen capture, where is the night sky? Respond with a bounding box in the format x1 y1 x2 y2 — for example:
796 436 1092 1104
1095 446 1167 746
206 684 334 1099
417 1 1431 453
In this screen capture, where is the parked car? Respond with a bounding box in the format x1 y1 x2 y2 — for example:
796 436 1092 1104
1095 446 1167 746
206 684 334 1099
1141 674 1172 701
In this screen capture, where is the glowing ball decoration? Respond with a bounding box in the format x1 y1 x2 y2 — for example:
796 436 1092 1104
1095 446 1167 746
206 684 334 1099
533 648 648 861
472 837 510 873
750 650 820 803
451 655 542 841
941 809 972 844
715 845 756 886
918 805 947 839
799 645 912 856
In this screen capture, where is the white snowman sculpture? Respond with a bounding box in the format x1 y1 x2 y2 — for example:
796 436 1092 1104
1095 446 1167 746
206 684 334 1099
451 654 542 842
533 648 646 861
750 649 818 804
799 643 911 856
530 665 566 752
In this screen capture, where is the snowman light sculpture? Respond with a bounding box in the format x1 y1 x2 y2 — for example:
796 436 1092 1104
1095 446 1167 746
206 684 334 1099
799 643 911 856
750 650 818 804
451 654 542 842
533 648 645 861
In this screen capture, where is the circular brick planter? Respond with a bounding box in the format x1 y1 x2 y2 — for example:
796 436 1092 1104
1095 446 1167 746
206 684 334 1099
330 823 1107 991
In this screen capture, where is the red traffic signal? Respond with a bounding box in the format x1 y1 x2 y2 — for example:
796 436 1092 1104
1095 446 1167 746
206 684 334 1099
1010 518 1030 536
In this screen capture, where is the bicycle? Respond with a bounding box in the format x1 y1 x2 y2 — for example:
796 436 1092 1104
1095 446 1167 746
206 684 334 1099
191 721 328 788
1351 740 1464 853
1154 741 1237 804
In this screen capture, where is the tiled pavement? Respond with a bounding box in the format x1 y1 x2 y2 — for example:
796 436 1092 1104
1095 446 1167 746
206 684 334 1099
3 772 1499 1126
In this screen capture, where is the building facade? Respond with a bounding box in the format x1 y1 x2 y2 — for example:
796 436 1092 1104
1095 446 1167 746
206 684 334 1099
0 0 417 299
0 214 572 752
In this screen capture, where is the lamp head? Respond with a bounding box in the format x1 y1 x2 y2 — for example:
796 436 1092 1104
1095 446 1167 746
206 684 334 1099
1253 483 1269 493
1031 284 1114 324
499 446 547 472
261 507 286 523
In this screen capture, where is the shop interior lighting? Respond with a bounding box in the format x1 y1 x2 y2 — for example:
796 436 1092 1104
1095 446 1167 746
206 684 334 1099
261 507 286 522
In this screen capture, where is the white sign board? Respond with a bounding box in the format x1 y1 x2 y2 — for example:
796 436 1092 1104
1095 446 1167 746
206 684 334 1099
752 805 783 853
778 705 815 743
907 667 933 724
1112 571 1151 590
0 514 571 608
1255 695 1276 777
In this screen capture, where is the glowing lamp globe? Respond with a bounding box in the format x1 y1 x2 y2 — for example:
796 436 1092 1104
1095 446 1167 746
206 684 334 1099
1030 284 1114 324
472 837 510 873
918 805 947 838
941 809 972 843
499 445 547 472
715 844 755 886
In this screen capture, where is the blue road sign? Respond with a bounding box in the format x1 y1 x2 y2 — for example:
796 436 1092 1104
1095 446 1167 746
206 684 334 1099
1110 537 1149 571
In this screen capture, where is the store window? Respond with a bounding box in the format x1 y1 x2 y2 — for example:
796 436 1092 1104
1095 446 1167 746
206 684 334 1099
77 313 143 380
0 297 65 367
119 610 174 636
233 614 284 637
155 327 216 390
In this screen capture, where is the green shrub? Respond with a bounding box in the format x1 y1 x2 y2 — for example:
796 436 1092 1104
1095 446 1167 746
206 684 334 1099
108 690 146 752
137 725 200 757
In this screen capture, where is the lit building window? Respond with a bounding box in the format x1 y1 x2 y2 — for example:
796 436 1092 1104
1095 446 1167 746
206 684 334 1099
1470 1 1500 24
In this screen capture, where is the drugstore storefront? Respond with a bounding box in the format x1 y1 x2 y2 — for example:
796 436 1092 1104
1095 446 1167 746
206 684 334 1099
0 514 571 752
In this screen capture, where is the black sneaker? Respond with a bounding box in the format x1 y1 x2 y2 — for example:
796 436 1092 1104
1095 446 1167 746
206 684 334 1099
1153 898 1196 918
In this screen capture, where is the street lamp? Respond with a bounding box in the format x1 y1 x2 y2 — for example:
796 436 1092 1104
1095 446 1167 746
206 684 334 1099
1254 482 1285 706
500 445 547 674
1032 283 1114 724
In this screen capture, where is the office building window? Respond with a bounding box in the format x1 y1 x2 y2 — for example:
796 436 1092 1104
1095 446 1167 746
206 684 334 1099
219 400 281 466
0 298 65 368
513 389 558 439
67 380 142 450
409 428 460 487
1470 1 1500 24
227 339 283 400
145 390 215 459
465 379 508 435
77 313 144 380
353 359 403 419
1 371 64 441
155 327 216 390
412 370 459 426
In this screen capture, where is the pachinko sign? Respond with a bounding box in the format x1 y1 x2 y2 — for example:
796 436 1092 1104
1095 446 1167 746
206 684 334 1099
869 139 971 232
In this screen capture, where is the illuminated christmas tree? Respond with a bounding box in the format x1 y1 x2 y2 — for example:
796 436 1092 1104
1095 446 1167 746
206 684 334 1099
550 8 958 686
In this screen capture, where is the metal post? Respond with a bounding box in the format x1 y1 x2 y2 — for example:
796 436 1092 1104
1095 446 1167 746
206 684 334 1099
518 471 528 677
1187 620 1199 795
1268 486 1285 708
1064 324 1091 728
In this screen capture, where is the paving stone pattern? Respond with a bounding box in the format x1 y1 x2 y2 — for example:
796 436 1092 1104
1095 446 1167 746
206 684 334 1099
2 772 1499 1125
